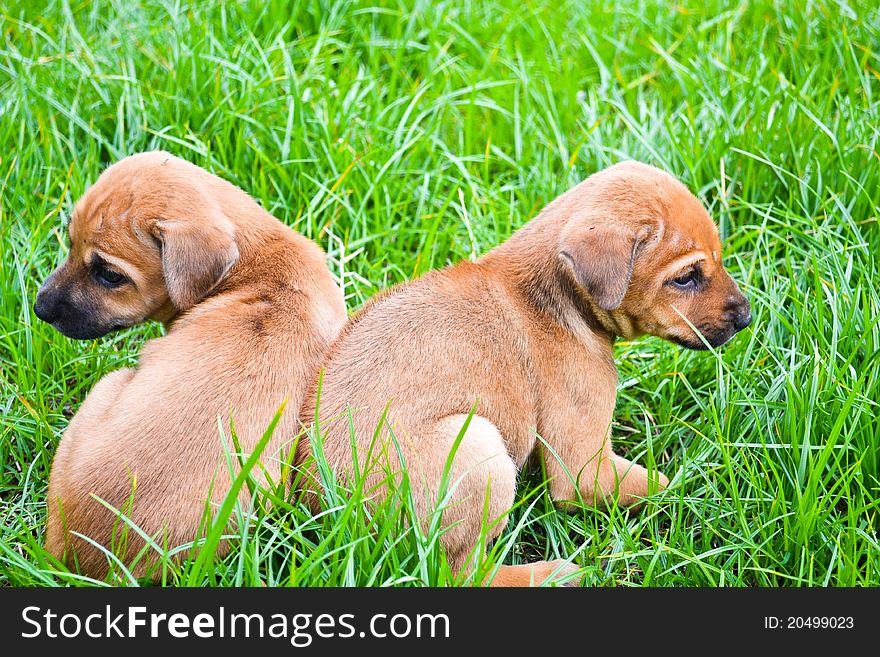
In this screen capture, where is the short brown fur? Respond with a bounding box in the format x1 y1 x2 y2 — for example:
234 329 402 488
297 161 750 587
37 152 347 578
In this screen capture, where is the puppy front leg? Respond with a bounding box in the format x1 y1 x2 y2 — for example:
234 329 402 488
540 406 667 508
607 453 669 506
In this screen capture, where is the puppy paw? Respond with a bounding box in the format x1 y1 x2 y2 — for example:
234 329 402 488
626 470 669 510
653 470 670 492
532 559 582 587
488 560 582 587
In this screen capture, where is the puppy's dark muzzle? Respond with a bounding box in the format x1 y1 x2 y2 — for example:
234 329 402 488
34 280 121 340
33 290 58 324
724 294 752 333
733 308 751 331
676 292 751 351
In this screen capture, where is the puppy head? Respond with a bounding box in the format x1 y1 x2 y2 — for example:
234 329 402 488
559 161 750 349
34 151 240 339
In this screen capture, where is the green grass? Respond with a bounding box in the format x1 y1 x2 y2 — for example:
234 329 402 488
2 0 879 586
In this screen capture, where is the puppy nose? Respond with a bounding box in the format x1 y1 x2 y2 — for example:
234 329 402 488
733 307 751 331
34 291 57 323
726 294 751 331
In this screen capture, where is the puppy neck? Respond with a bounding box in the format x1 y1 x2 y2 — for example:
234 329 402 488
482 218 615 348
215 202 328 297
588 303 640 342
153 300 180 327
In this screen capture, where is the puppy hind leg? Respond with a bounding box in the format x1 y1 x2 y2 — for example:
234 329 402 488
414 415 515 572
45 368 136 574
416 415 578 587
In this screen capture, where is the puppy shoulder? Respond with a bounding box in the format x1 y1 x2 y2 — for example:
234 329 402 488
52 367 137 479
70 367 137 422
337 276 416 330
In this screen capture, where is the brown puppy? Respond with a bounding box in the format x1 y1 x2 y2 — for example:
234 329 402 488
36 151 346 578
297 161 750 587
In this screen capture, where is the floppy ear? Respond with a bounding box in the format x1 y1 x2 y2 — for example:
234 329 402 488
152 214 240 310
558 222 649 311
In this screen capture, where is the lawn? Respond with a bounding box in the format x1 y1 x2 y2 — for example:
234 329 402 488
1 0 878 586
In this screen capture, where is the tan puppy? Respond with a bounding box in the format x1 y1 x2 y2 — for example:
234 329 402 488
297 161 750 587
35 151 346 578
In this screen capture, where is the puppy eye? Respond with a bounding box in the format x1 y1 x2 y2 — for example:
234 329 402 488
669 270 698 290
93 265 127 288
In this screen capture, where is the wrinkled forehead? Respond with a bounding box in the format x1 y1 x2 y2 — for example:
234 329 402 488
661 193 723 262
67 182 142 255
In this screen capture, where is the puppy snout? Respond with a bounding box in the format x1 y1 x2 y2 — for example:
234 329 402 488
733 306 751 331
724 294 751 332
34 289 58 323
